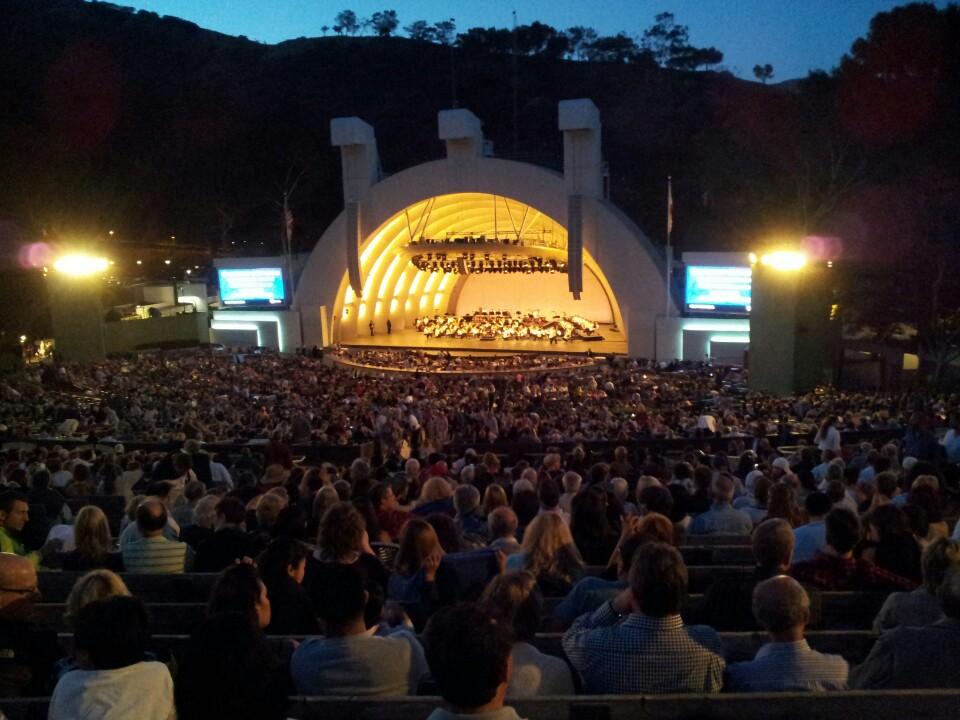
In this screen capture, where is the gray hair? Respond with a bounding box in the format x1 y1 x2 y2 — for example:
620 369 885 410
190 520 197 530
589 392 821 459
562 471 582 494
609 477 629 501
192 495 219 530
454 484 480 514
752 575 810 633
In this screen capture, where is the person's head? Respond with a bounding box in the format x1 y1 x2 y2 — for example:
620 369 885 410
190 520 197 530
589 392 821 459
804 491 832 520
938 566 960 620
521 512 577 572
65 569 131 626
136 498 168 537
0 553 38 620
710 474 735 504
184 480 206 504
538 477 561 510
257 537 310 587
74 596 150 670
176 613 287 720
192 495 220 530
427 512 462 554
314 562 366 630
863 503 910 543
824 507 861 556
752 575 810 637
672 461 693 482
766 482 797 524
420 477 453 505
255 493 286 529
569 486 612 538
216 497 247 529
317 502 366 560
313 486 340 520
637 512 675 545
908 484 944 525
454 484 481 515
0 491 29 533
488 507 518 541
561 471 582 495
74 505 113 558
753 518 795 570
511 489 540 528
825 479 846 506
875 471 899 500
629 542 687 617
638 485 673 516
481 484 508 515
921 538 960 594
423 603 513 712
395 517 442 575
208 563 271 629
369 481 397 513
480 571 541 643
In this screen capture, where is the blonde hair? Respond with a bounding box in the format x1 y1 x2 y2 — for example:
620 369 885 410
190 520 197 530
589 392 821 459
419 477 453 504
923 538 960 594
520 513 583 583
74 506 113 559
481 484 508 515
480 570 540 641
65 569 131 625
395 517 442 575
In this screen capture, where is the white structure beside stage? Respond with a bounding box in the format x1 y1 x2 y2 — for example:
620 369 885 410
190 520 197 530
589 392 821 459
294 100 676 358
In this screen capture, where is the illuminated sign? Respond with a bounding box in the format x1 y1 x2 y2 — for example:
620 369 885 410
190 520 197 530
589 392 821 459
218 267 285 306
685 266 751 314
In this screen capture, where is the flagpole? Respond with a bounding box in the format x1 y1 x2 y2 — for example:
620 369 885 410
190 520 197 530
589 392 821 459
665 176 673 317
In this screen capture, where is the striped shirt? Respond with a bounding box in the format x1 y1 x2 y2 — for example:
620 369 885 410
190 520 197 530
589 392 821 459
122 536 187 574
725 640 848 692
562 603 725 694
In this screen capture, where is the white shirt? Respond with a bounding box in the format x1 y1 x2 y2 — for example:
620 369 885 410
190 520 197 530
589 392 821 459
49 661 175 720
51 470 73 489
46 524 76 552
508 641 575 697
209 461 233 489
817 426 841 453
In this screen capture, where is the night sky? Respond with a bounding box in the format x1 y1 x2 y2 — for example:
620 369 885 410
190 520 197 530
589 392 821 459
128 0 951 80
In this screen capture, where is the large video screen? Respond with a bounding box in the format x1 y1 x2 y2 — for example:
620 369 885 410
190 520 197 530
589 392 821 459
685 265 751 314
218 267 286 306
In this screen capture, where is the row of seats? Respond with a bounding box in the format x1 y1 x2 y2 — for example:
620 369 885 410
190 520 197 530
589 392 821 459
3 689 960 720
32 591 890 632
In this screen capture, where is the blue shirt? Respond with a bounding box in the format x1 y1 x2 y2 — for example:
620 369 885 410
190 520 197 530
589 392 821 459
792 520 827 563
725 640 848 692
551 576 627 627
689 503 753 536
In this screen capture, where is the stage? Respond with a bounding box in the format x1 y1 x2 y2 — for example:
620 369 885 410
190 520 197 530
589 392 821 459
342 326 627 356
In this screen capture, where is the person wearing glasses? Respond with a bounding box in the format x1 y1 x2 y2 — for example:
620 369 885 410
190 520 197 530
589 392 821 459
0 553 60 696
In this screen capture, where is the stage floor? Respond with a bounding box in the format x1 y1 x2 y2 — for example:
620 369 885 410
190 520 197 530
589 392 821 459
343 327 627 356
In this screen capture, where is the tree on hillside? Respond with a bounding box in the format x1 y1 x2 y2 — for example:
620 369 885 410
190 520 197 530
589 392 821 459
642 12 689 66
582 33 642 63
515 22 568 58
405 20 434 41
457 27 513 54
566 26 598 60
753 63 774 83
434 19 456 45
321 25 330 36
370 10 399 37
335 9 359 36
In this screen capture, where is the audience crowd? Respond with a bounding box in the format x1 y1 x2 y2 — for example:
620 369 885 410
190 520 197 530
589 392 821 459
0 351 958 718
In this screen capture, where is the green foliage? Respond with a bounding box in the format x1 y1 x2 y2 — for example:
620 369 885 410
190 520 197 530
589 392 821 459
369 10 398 38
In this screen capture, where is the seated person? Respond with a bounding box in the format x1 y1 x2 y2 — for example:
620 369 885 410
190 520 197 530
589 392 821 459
176 612 289 720
291 563 427 696
0 553 59 697
874 538 960 632
194 497 259 572
562 541 725 694
422 603 523 720
551 529 651 629
506 513 583 597
257 538 320 635
853 565 960 688
701 519 794 631
56 570 132 678
49 596 174 720
121 499 189 574
689 474 753 536
725 576 848 691
791 508 915 591
480 571 574 697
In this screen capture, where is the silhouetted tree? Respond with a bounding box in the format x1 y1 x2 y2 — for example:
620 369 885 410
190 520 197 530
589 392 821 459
566 26 598 60
370 10 399 37
753 63 774 83
434 19 456 46
583 33 642 63
405 20 434 41
335 9 359 36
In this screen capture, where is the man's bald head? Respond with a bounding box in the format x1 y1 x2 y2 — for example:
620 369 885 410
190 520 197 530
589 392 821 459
136 498 168 536
0 553 38 615
752 575 810 634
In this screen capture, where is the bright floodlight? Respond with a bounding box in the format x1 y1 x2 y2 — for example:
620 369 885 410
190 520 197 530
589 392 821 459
760 250 806 271
53 254 110 276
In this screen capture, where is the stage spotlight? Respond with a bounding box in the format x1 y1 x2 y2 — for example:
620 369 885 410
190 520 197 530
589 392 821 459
53 254 110 276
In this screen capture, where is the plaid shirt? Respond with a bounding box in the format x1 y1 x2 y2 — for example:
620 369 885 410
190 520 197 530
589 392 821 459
562 603 725 694
790 551 916 592
725 640 848 692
